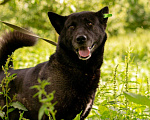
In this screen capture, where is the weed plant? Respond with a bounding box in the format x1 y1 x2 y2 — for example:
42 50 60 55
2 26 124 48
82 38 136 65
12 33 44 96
0 55 28 120
88 30 150 119
31 79 57 120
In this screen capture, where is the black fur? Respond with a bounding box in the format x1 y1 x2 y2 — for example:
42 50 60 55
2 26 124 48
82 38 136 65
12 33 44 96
0 30 37 69
0 6 109 120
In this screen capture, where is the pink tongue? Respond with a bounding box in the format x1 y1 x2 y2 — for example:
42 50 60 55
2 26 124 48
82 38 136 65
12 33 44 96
79 48 90 57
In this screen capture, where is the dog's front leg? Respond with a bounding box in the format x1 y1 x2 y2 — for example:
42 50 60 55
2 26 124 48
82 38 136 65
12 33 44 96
80 95 95 120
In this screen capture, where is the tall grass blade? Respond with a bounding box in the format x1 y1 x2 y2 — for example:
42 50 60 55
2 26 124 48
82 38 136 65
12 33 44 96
0 20 57 46
123 91 150 107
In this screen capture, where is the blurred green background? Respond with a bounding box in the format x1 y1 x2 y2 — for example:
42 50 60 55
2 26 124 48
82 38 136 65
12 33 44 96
0 0 150 36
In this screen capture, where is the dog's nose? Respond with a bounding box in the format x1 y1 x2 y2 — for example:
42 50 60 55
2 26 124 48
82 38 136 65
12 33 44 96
76 35 87 44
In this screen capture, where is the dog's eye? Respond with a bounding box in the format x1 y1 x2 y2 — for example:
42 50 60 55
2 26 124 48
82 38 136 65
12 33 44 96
87 22 93 26
68 25 75 30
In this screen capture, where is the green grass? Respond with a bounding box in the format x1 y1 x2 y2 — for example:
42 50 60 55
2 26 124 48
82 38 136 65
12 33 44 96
0 56 28 120
13 39 56 69
13 29 150 119
88 29 150 119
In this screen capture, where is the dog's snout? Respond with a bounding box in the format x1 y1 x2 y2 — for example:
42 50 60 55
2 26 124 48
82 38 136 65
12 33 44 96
76 35 87 44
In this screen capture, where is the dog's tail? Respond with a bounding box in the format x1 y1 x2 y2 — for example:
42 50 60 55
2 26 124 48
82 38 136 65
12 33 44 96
0 30 37 70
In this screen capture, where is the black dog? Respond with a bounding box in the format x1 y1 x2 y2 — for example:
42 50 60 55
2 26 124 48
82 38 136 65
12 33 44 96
0 6 109 120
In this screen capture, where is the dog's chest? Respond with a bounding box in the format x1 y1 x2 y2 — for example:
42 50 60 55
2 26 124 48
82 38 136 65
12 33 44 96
53 67 99 117
48 60 100 96
45 59 100 119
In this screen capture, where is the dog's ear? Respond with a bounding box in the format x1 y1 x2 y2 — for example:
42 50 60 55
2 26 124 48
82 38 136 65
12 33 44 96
96 6 109 29
48 12 67 35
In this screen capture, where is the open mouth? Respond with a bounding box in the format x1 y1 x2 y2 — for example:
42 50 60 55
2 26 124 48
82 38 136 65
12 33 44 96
76 43 95 60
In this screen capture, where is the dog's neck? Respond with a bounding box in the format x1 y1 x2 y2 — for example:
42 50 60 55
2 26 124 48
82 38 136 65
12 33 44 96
54 42 105 74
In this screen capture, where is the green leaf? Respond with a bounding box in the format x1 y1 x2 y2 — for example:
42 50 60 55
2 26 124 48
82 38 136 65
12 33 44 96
8 108 15 113
33 92 39 98
19 111 24 120
44 109 49 116
38 104 47 120
10 101 28 111
123 91 150 106
31 85 39 89
0 110 5 118
98 100 109 115
73 111 82 120
103 14 112 18
40 98 49 103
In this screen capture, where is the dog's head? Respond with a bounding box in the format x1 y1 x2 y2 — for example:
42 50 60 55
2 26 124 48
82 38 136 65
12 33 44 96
48 7 109 60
